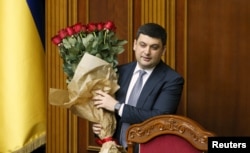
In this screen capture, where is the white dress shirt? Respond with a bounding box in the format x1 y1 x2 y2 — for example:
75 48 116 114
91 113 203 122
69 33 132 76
118 63 155 116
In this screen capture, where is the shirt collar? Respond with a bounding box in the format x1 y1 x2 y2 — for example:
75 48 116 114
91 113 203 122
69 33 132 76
134 63 155 75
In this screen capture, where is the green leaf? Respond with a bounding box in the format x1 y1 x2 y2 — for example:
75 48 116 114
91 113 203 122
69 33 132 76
92 39 98 49
101 43 109 50
68 37 77 46
82 34 94 48
106 56 114 63
112 46 125 54
117 40 128 46
89 48 98 55
62 38 71 49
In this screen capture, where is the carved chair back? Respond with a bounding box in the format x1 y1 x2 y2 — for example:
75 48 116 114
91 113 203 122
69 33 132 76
126 115 216 153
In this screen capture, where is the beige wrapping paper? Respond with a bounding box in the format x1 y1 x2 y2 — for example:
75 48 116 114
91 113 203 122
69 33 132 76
49 53 126 153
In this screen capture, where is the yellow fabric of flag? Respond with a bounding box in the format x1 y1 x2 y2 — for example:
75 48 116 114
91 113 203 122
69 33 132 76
0 1 46 153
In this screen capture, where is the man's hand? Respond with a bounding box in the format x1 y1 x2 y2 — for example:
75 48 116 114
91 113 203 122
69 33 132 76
93 90 118 112
92 123 102 135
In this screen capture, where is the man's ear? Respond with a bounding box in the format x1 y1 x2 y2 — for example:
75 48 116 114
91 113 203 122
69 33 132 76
133 39 137 51
162 46 167 55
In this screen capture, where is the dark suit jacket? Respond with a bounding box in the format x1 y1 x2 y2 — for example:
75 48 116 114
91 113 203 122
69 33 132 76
114 60 184 140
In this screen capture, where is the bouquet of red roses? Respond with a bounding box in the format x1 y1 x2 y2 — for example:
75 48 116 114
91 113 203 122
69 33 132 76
51 21 127 83
50 21 127 153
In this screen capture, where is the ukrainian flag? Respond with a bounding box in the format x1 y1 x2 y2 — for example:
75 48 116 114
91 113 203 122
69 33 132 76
0 0 46 152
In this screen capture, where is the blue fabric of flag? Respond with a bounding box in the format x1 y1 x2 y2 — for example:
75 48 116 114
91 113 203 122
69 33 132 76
27 0 45 48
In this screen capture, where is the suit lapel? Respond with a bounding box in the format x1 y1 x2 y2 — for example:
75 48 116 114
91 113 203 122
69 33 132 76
116 62 136 103
136 61 166 107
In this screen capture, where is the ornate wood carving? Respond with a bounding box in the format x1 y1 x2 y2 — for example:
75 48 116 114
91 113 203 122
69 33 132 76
127 115 215 151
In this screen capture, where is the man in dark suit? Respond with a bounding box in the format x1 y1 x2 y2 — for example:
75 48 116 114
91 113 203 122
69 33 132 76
93 23 184 150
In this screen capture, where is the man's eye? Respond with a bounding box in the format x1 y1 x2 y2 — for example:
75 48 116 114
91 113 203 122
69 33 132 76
151 45 159 50
140 43 147 48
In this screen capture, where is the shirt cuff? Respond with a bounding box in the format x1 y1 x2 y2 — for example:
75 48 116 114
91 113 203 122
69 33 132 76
118 103 124 116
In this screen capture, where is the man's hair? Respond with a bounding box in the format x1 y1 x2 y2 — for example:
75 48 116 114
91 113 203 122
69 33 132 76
135 23 167 46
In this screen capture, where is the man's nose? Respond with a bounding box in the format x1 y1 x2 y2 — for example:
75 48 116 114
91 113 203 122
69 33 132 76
144 47 150 54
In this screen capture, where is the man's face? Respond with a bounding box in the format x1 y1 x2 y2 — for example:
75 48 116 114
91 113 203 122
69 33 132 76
133 34 166 69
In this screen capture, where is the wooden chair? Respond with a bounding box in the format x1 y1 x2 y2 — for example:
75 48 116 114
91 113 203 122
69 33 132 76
126 115 215 153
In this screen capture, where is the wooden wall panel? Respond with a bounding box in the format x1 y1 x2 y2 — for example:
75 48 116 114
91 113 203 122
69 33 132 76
186 0 250 136
45 0 68 152
46 0 78 152
140 0 176 68
175 0 187 115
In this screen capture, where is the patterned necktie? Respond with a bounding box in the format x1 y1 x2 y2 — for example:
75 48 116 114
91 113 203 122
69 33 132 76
120 70 146 147
127 70 147 106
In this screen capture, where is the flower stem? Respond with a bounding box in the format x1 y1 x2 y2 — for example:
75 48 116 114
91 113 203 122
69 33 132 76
104 30 107 44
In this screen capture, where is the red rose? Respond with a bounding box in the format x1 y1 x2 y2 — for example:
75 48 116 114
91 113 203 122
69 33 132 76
81 25 87 33
58 29 68 39
97 22 104 31
51 35 62 45
66 27 75 36
104 21 116 31
87 23 97 32
72 23 83 33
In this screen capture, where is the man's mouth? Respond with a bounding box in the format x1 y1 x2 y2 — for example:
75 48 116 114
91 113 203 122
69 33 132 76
142 56 151 62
